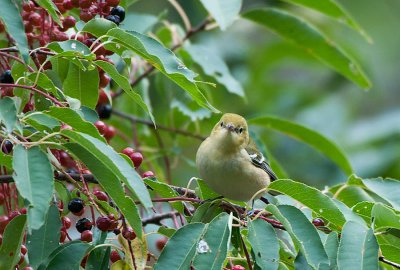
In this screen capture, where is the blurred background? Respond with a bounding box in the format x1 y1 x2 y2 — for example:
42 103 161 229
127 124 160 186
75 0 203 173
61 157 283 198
109 0 400 191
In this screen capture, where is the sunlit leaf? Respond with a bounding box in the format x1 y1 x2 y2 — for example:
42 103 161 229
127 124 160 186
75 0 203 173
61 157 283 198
199 0 242 30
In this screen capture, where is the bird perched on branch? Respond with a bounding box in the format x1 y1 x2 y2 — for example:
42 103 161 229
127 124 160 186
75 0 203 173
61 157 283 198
196 113 277 202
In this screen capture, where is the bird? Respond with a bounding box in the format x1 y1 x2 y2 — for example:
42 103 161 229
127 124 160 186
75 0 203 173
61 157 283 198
196 113 277 202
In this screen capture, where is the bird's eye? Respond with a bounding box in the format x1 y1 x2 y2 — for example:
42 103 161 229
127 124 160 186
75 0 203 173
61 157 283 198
220 122 224 127
239 128 244 133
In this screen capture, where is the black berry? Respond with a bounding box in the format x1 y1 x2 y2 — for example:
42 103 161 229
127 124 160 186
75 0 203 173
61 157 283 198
97 103 112 119
105 15 120 25
68 198 84 213
312 218 325 227
110 6 125 22
2 140 13 153
0 70 14 84
76 217 92 233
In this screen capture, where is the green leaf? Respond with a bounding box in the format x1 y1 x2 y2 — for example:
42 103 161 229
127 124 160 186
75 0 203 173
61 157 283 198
106 28 219 113
377 234 400 264
27 204 62 269
82 18 117 37
44 107 105 141
371 203 400 232
199 0 242 30
242 8 371 89
36 0 62 26
362 178 400 210
0 215 27 270
45 241 91 270
62 130 152 208
154 223 206 270
195 178 221 200
0 1 29 62
0 151 12 170
190 202 223 224
158 226 176 238
0 97 17 133
248 219 280 270
330 185 375 208
269 180 346 229
24 112 61 133
86 245 110 270
94 60 155 124
145 179 184 213
266 205 329 269
337 221 379 270
185 44 244 97
63 62 99 109
193 213 233 270
27 72 60 98
64 141 144 238
249 116 353 175
324 232 338 269
279 0 371 42
352 201 374 223
333 199 367 227
12 145 54 232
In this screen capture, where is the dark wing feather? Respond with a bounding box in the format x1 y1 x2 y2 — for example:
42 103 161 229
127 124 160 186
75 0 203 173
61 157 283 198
245 144 278 181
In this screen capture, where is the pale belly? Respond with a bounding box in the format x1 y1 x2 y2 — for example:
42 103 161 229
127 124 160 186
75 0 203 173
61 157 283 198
196 143 270 201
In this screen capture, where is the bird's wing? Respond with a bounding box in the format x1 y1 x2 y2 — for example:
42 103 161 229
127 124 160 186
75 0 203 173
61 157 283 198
245 142 278 181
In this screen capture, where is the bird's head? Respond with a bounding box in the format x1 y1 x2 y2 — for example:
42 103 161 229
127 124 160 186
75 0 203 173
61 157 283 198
211 113 249 149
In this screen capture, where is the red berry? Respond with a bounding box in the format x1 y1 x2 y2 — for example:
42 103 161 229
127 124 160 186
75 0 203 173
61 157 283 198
94 121 107 134
63 16 76 29
96 216 112 232
312 218 325 227
29 13 42 26
156 237 168 251
22 1 34 12
18 254 25 265
63 0 74 10
104 125 116 140
142 171 155 178
24 21 34 33
129 152 143 168
99 73 110 87
23 266 34 270
20 208 27 214
98 90 109 105
81 230 93 242
110 250 121 262
93 190 108 202
106 0 120 7
21 244 28 255
79 0 92 8
71 0 80 7
76 218 92 233
122 147 135 156
80 11 94 22
62 216 72 229
61 124 73 131
122 227 136 240
232 265 246 270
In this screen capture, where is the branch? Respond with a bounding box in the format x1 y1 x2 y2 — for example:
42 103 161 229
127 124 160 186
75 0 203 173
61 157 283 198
379 256 400 269
112 109 205 140
142 211 180 226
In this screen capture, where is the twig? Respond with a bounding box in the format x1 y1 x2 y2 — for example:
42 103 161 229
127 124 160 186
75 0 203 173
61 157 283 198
168 0 191 31
113 109 205 140
142 211 180 226
0 52 35 72
240 232 253 270
379 256 400 269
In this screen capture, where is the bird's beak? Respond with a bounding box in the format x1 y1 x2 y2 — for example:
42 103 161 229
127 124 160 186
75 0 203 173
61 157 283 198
225 123 235 132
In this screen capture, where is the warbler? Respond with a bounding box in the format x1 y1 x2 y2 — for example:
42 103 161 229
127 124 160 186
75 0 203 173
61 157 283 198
196 113 277 202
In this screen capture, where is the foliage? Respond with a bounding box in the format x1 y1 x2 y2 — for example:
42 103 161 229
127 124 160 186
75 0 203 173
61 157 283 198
0 0 399 269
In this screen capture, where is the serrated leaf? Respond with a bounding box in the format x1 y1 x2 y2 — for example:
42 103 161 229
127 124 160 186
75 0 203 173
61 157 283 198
199 0 242 30
269 179 346 229
0 1 29 62
63 140 144 238
280 0 371 42
12 145 54 231
266 205 329 269
94 60 155 124
248 218 280 270
44 107 105 141
0 97 18 133
249 116 353 175
362 178 400 210
36 0 62 26
27 204 62 269
63 62 99 109
242 8 371 89
193 213 232 270
44 241 91 270
105 28 219 113
185 44 244 97
0 215 27 270
337 221 379 270
154 223 206 270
